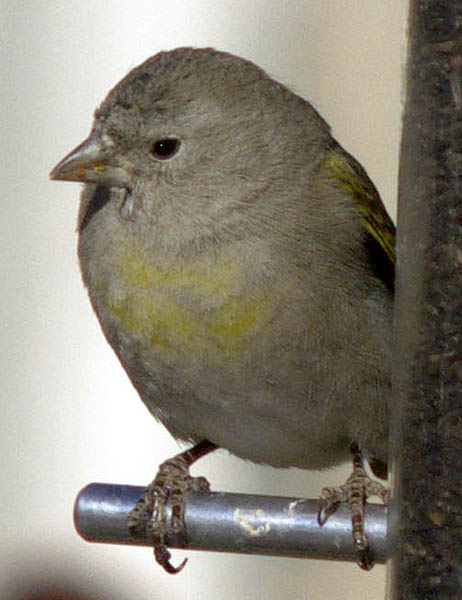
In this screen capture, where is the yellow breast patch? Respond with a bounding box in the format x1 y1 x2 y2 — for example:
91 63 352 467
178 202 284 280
100 252 270 358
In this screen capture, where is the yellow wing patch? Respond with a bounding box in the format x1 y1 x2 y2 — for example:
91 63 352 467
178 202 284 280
321 152 396 264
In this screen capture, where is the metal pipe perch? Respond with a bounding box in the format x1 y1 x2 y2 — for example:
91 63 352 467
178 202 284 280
74 483 387 563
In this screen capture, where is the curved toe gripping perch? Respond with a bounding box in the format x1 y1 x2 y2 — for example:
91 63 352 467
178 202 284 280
74 483 387 563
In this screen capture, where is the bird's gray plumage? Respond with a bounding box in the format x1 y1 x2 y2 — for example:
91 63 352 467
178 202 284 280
53 47 394 475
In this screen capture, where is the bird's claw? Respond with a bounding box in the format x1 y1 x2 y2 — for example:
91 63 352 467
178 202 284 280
154 545 187 574
317 445 388 570
128 441 215 573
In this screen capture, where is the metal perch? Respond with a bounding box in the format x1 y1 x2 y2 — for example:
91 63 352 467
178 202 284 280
74 483 387 563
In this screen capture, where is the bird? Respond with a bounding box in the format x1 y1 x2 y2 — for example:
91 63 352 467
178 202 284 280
50 47 394 572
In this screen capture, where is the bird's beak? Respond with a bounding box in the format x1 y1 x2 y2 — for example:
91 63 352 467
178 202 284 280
50 132 132 187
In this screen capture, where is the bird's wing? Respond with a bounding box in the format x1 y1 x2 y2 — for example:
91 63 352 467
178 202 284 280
321 144 396 293
322 145 395 479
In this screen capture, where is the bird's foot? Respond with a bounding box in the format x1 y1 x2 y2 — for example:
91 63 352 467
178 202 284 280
128 440 217 574
317 443 388 570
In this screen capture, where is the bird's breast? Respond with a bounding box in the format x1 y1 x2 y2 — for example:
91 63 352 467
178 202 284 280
93 246 277 361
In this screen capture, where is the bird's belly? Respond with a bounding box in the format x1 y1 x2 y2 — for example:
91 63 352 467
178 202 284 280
114 327 351 470
87 247 388 470
100 296 354 471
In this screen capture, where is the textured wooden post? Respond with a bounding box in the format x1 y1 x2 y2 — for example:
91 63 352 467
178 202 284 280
388 1 462 599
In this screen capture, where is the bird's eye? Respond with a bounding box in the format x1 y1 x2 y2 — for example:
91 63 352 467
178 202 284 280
150 138 181 160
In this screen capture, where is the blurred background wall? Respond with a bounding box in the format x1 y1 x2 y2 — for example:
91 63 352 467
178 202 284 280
1 1 406 598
